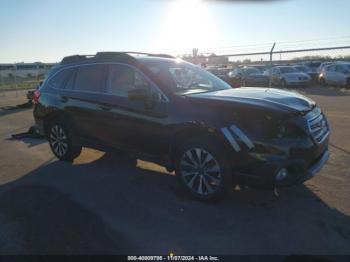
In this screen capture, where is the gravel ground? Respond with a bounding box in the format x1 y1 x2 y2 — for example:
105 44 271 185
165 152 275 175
0 86 349 255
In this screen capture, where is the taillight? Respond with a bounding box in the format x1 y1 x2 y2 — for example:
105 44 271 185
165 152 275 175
33 90 41 104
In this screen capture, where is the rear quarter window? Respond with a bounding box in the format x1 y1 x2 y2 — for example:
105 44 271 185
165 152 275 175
48 68 75 89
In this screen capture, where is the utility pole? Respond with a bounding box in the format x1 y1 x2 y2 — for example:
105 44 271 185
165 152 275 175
14 63 18 96
192 48 198 65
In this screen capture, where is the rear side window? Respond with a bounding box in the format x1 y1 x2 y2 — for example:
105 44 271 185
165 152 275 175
75 64 107 93
48 68 75 89
65 69 76 90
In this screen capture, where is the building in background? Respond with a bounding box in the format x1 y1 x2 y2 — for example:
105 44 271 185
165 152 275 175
0 62 56 79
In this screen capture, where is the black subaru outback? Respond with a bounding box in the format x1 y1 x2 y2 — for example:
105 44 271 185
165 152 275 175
33 52 330 199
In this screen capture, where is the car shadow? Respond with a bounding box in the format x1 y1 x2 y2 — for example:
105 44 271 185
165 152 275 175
0 104 32 117
6 136 46 148
0 152 350 255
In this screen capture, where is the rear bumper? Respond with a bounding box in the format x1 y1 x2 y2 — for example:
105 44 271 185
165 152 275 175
33 116 45 136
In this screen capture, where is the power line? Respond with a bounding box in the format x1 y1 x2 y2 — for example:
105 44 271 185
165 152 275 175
172 35 350 56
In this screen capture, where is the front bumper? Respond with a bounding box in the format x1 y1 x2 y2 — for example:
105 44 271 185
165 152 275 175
303 149 329 182
236 148 329 188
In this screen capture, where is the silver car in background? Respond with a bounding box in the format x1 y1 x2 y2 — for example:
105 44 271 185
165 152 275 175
271 66 311 88
293 65 319 81
319 63 350 87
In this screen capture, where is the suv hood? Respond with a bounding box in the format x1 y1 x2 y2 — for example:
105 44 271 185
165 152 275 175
187 87 316 114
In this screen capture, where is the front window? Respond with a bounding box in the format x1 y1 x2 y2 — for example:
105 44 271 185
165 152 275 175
340 64 350 73
107 64 165 100
142 60 231 95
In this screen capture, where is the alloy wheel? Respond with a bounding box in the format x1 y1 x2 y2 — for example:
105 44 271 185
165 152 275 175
180 148 222 196
50 125 68 157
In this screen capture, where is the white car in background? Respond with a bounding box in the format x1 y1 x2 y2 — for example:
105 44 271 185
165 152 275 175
317 62 334 74
271 66 311 88
319 63 350 87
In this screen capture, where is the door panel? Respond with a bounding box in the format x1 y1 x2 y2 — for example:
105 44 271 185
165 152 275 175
64 64 108 144
98 64 170 157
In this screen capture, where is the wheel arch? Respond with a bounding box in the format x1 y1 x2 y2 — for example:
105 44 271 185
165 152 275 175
167 124 232 172
42 110 71 138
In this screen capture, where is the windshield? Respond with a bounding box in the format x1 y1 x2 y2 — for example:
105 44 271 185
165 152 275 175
142 60 231 95
279 67 298 73
294 66 310 72
251 66 265 73
243 67 260 75
342 64 350 72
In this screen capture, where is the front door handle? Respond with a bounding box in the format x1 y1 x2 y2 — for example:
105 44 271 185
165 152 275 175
60 96 68 103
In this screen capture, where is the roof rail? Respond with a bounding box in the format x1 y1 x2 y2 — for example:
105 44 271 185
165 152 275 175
60 51 175 65
123 52 175 59
61 55 94 65
95 52 137 61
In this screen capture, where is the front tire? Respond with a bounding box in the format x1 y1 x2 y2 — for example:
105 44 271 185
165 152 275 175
48 121 82 162
174 138 232 200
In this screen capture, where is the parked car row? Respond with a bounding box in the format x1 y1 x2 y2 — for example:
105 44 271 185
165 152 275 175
204 61 350 88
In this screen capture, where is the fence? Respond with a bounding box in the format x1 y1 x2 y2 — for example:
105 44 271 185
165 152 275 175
0 63 56 91
181 44 350 66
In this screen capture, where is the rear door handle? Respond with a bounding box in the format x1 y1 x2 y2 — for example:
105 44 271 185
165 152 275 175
99 105 111 111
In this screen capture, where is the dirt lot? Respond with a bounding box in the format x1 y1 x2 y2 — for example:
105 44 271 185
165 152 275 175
0 87 349 255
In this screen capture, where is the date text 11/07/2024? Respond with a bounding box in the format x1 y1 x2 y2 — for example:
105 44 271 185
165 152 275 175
127 255 220 261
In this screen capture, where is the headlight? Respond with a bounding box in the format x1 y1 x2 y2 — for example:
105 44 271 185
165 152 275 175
275 123 306 139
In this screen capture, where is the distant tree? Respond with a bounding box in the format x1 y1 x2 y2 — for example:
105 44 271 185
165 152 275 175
292 55 331 61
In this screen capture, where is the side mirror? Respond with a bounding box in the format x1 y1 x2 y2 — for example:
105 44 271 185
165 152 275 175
127 87 151 102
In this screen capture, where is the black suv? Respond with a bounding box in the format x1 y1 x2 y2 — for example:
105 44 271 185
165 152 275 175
33 52 330 199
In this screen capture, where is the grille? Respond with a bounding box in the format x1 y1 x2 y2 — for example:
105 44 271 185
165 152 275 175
308 111 329 144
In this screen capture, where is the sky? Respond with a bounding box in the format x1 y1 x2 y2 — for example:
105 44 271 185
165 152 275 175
0 0 350 63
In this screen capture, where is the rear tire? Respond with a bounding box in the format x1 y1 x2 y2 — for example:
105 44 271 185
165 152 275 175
174 138 233 200
48 120 82 162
